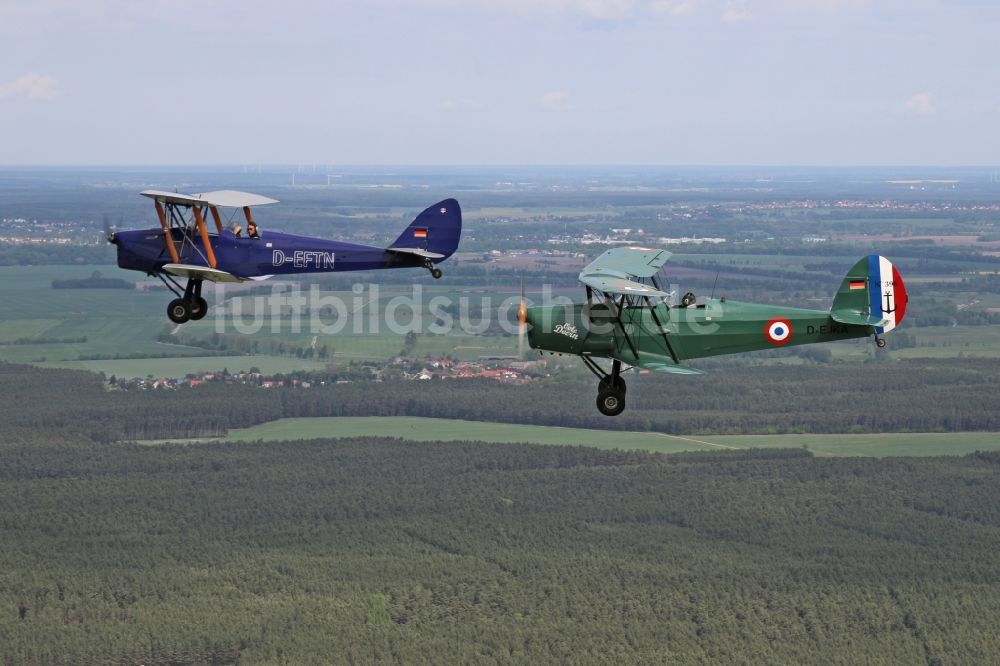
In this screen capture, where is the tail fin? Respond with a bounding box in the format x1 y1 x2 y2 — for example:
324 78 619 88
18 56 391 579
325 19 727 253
389 198 462 261
831 255 908 333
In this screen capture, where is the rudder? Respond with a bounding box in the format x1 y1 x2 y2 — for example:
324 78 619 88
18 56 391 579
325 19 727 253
831 255 908 332
389 198 462 261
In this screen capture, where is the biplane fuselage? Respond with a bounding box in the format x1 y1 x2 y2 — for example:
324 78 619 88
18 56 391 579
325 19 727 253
115 227 435 279
109 190 461 323
526 300 871 363
520 248 908 416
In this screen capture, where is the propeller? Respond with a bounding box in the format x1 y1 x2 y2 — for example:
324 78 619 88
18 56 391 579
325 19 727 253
518 273 527 357
102 214 120 245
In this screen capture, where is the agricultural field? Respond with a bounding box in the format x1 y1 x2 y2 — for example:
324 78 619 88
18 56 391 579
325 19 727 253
159 416 1000 458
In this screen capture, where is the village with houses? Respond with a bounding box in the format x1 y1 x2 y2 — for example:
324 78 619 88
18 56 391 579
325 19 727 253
107 354 552 391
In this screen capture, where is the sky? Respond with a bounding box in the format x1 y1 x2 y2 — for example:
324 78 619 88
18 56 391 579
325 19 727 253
1 0 998 165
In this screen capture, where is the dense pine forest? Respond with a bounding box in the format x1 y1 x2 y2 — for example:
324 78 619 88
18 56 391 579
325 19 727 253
1 362 1000 663
4 437 1000 663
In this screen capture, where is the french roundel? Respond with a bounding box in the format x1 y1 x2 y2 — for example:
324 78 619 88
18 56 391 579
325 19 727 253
765 318 793 345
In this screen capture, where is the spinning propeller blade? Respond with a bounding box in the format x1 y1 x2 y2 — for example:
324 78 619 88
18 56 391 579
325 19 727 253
518 274 527 357
102 215 120 244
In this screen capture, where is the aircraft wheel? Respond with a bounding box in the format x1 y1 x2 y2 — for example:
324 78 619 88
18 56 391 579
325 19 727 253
596 389 626 417
875 337 887 348
189 296 209 321
431 267 443 279
599 375 627 394
167 298 191 324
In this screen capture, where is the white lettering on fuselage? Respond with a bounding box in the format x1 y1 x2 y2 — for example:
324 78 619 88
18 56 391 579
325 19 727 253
554 323 579 340
272 250 335 270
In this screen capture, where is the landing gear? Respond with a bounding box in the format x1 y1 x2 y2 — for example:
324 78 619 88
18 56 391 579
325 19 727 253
584 357 628 416
160 276 208 324
423 259 443 279
599 374 627 395
190 296 209 321
167 298 191 324
596 387 626 417
874 335 887 348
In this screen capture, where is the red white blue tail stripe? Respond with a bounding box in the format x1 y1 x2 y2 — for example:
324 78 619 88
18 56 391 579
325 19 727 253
868 255 908 334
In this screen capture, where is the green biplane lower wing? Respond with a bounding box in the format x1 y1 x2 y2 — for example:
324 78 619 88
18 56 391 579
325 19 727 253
621 353 704 376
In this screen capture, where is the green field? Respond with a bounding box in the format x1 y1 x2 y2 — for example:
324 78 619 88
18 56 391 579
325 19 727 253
215 417 716 453
151 416 1000 457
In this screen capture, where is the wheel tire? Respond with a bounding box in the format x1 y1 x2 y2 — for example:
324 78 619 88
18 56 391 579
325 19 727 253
190 296 209 321
596 389 626 417
599 376 627 395
167 298 191 324
431 268 443 279
876 338 887 348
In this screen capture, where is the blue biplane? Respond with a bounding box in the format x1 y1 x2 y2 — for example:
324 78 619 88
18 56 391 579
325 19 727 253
108 190 461 323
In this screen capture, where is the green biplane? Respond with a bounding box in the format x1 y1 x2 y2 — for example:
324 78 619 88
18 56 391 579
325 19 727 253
518 248 908 416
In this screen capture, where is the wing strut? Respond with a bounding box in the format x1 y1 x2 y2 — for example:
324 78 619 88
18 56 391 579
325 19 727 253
610 294 640 360
153 201 181 264
192 207 218 269
643 296 680 364
208 205 224 233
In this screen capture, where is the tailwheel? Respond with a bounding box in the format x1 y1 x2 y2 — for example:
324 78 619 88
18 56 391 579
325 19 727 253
875 336 887 348
596 388 626 417
189 296 209 321
430 267 443 279
167 298 191 324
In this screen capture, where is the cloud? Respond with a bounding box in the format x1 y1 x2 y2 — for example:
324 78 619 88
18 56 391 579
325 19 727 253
903 92 935 115
721 1 754 21
541 90 571 110
0 73 61 100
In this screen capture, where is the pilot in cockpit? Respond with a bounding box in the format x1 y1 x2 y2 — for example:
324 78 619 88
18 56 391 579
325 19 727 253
247 220 260 239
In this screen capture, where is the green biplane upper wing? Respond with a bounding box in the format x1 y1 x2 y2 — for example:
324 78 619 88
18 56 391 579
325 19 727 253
581 246 672 277
579 247 672 297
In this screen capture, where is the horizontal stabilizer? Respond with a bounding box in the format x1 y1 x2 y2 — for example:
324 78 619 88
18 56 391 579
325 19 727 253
162 264 244 283
385 247 445 260
830 310 887 327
